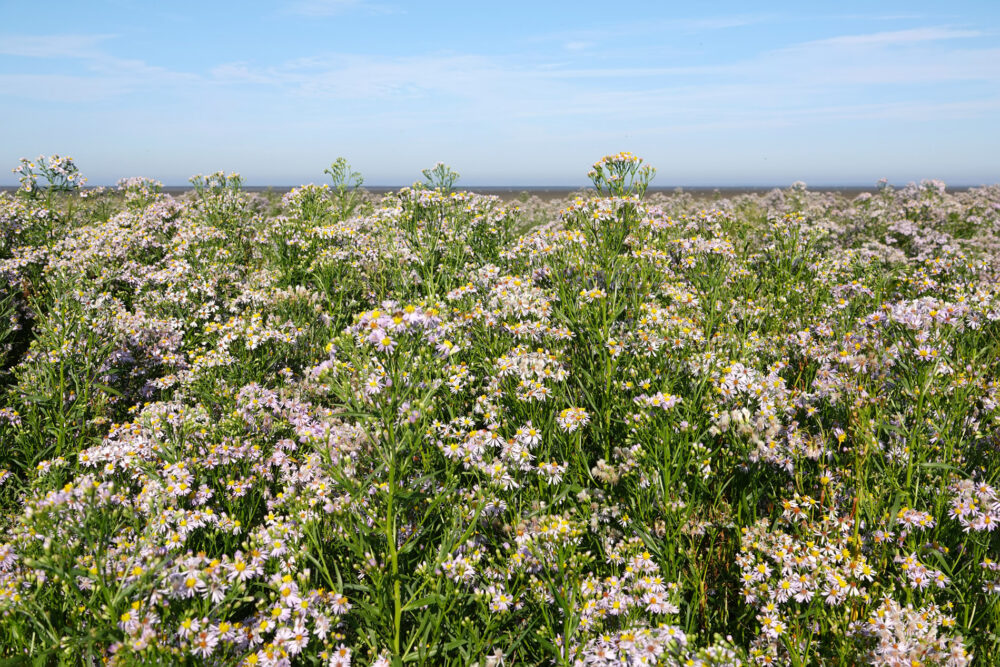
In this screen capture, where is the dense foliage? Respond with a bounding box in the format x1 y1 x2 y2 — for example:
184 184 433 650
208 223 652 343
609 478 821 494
1 154 999 666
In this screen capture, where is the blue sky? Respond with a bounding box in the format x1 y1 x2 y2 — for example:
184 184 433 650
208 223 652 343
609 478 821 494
1 1 999 186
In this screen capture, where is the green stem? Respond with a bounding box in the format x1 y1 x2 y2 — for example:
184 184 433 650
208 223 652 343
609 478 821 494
384 415 403 658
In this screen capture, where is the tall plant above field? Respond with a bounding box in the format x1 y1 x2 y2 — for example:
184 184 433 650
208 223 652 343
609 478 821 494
11 154 87 198
587 151 656 198
421 161 460 194
325 157 366 219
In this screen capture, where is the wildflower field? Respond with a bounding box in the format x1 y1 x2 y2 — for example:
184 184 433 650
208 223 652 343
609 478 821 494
1 153 999 666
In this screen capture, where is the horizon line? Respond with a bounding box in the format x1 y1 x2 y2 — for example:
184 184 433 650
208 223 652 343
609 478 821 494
2 183 992 192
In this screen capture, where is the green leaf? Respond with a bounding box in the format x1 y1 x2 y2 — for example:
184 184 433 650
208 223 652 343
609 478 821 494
401 593 445 612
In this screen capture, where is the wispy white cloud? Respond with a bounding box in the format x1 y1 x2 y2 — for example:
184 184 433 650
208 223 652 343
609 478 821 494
211 53 507 100
209 63 275 85
530 65 718 79
0 73 130 102
800 27 982 48
676 16 768 30
0 33 113 58
201 20 1000 130
0 34 200 102
758 28 998 87
288 0 397 17
4 21 998 136
526 14 768 52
